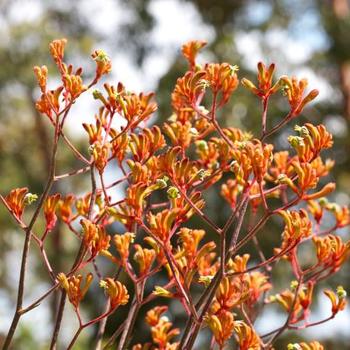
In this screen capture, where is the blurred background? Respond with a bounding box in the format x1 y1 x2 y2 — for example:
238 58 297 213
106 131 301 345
0 0 350 348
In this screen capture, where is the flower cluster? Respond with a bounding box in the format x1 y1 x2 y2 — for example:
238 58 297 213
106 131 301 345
1 38 349 350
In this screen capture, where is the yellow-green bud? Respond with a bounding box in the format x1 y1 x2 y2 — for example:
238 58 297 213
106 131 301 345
196 169 210 181
269 295 277 302
167 113 177 122
237 141 247 150
337 286 347 299
319 197 328 207
230 64 239 72
167 187 180 199
290 280 299 290
199 79 210 89
156 177 168 189
288 135 305 148
277 173 288 184
327 203 339 212
294 125 309 137
24 193 38 205
198 275 213 287
99 280 108 289
94 50 109 63
92 89 103 99
196 140 208 151
153 286 173 298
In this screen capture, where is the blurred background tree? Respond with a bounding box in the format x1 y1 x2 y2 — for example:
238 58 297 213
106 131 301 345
0 0 349 348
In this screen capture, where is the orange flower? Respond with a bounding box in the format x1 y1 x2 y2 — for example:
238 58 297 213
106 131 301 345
288 341 324 350
223 127 248 143
244 271 271 306
267 150 293 182
49 38 67 65
127 160 159 186
5 187 29 219
83 119 103 145
292 161 319 193
215 276 249 311
269 289 302 321
306 201 324 226
134 244 156 275
109 202 137 231
119 91 157 130
299 177 335 201
221 179 242 208
234 321 261 350
172 191 205 222
197 251 218 278
229 254 250 273
163 121 193 150
172 231 215 287
126 183 159 217
81 219 110 258
324 286 347 315
278 209 312 249
145 306 169 326
170 159 200 189
58 194 75 223
33 65 48 93
334 205 350 228
57 272 93 309
289 123 333 162
178 227 205 262
298 281 315 311
311 156 334 177
324 202 350 228
44 193 61 231
231 139 273 185
269 282 314 323
248 141 274 183
278 160 336 200
76 193 95 217
312 234 350 272
241 62 281 99
181 40 207 69
132 345 152 350
147 209 180 242
62 72 87 100
172 70 207 114
91 141 111 173
193 241 216 270
129 126 166 162
203 138 231 171
91 49 112 78
205 63 239 105
151 316 180 348
113 232 135 264
206 310 235 347
280 76 319 115
195 139 222 171
96 82 124 110
35 87 64 119
100 278 129 309
110 129 129 162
